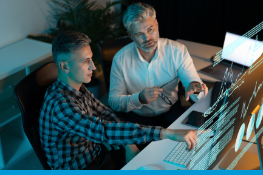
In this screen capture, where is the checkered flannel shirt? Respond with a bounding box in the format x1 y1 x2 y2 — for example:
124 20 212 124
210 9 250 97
39 78 162 170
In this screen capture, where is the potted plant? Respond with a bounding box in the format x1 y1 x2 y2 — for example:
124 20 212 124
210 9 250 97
29 0 127 98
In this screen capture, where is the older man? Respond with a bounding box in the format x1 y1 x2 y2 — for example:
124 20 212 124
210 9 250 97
109 3 208 149
39 31 198 170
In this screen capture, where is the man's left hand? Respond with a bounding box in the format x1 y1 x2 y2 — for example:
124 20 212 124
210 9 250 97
125 144 140 163
185 82 208 101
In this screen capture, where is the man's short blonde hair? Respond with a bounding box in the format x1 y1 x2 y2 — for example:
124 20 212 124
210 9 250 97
52 31 91 67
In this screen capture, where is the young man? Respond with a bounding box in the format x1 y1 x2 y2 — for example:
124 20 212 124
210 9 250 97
109 3 209 141
39 31 198 170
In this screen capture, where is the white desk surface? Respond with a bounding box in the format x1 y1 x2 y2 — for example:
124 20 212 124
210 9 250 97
122 39 223 170
122 89 214 170
0 38 52 80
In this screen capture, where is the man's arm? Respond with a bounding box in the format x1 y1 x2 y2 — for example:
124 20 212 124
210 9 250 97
108 56 143 112
52 99 161 145
89 91 125 122
90 91 139 153
53 98 198 149
177 44 207 102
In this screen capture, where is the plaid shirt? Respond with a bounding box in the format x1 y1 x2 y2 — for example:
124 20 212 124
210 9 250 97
39 78 162 170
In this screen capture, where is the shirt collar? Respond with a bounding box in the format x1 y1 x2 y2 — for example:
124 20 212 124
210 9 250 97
134 39 160 63
56 78 85 100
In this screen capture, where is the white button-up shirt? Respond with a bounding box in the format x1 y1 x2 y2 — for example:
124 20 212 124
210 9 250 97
108 38 205 117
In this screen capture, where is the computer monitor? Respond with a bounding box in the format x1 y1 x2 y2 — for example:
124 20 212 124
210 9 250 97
255 103 263 170
222 32 263 67
188 54 263 170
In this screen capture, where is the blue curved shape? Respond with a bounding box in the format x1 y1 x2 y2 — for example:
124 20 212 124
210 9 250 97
256 104 263 129
235 123 245 152
246 113 255 140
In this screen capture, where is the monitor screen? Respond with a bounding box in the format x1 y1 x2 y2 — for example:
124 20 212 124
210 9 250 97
188 54 263 170
222 32 263 67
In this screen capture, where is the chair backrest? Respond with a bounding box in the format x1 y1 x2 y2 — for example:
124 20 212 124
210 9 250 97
97 36 133 93
14 62 58 170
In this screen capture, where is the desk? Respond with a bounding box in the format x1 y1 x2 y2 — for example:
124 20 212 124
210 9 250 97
122 39 261 170
122 39 222 170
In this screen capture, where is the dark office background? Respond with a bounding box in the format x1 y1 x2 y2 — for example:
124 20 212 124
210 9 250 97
124 0 263 47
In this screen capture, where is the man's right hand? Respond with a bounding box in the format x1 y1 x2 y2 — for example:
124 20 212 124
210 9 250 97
139 86 163 104
160 129 198 150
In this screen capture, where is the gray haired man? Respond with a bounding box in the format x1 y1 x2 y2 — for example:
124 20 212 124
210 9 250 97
109 2 208 151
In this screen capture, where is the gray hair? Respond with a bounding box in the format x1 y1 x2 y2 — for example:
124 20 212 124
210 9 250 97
52 31 91 66
123 2 156 32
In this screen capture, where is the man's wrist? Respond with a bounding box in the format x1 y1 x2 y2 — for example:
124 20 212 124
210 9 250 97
160 128 171 140
139 92 145 104
130 92 144 108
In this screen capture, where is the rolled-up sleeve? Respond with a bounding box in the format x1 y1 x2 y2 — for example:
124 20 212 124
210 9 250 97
108 55 143 112
177 44 205 102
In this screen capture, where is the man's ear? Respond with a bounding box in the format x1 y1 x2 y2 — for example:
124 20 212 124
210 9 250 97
155 19 159 30
59 61 69 73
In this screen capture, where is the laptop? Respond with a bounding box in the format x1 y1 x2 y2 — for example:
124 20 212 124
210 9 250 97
199 32 263 82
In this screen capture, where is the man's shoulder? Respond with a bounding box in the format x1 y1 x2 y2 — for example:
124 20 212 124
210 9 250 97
42 83 73 109
159 38 185 51
114 41 134 60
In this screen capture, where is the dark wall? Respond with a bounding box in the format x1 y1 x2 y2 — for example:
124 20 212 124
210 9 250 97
131 0 263 47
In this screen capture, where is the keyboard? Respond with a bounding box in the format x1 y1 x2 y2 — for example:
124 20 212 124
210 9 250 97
199 62 245 82
164 82 232 169
164 131 215 168
164 142 194 168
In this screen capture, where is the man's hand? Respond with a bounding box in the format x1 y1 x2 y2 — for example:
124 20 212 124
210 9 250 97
139 86 163 104
160 129 198 150
185 82 208 101
125 144 140 163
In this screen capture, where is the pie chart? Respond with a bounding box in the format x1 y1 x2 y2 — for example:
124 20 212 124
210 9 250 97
246 113 255 140
235 123 245 152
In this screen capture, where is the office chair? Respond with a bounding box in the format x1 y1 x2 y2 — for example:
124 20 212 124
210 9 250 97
14 62 58 170
97 36 194 109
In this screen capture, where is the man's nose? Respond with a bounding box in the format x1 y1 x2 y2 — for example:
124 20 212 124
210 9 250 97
143 33 150 41
89 60 96 70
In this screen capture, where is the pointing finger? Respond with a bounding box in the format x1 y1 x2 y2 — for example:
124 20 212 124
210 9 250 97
189 137 196 150
185 139 191 150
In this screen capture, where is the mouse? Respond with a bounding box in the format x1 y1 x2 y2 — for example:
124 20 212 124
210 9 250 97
137 165 162 170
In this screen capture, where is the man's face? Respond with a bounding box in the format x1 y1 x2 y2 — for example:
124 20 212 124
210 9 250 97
129 16 159 52
67 45 96 84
